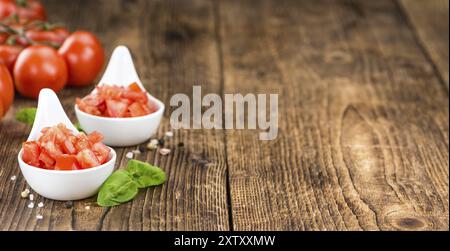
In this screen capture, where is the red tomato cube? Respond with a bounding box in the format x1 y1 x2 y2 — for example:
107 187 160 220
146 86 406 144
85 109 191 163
55 155 80 171
76 149 101 169
22 141 41 167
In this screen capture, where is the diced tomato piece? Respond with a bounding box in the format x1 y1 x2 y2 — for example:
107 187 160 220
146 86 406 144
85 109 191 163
22 141 41 167
62 138 76 154
128 82 142 92
98 85 123 100
87 131 104 144
128 102 148 117
55 155 80 171
106 100 129 117
39 151 55 169
41 141 63 159
122 90 148 103
91 143 110 164
57 123 74 137
77 149 101 169
77 98 102 116
74 133 92 152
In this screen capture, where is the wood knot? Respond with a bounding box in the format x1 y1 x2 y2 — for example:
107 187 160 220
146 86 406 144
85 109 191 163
165 25 196 43
384 210 431 230
396 217 426 230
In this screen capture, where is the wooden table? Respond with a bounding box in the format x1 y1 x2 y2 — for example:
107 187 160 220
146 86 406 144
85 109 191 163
0 0 448 231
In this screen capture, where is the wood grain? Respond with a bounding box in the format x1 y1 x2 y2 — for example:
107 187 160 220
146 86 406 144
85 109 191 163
0 0 447 231
399 0 449 90
0 0 229 231
218 0 448 230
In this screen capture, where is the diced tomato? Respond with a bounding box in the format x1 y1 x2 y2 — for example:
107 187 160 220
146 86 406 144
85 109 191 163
39 151 55 169
22 141 41 167
76 83 157 118
91 142 110 164
128 102 148 117
74 133 91 152
87 131 104 144
41 141 63 159
55 155 80 170
62 138 76 154
106 99 129 117
97 85 123 100
77 97 101 116
21 124 109 170
77 149 101 169
128 82 142 92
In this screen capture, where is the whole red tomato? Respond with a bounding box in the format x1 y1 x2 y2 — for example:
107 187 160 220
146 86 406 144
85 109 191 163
59 31 104 87
0 64 14 117
14 45 67 98
0 0 46 21
0 44 23 72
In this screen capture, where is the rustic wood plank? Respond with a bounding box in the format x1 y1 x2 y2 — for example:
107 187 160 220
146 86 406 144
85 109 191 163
218 0 449 230
0 0 229 231
399 0 449 90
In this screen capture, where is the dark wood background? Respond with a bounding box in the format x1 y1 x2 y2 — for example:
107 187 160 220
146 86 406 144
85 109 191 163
0 0 448 231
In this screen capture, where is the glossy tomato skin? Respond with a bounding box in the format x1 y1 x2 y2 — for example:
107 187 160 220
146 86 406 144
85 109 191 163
0 0 46 21
0 44 23 72
14 45 68 99
0 0 16 19
0 97 3 118
59 31 104 87
0 64 14 117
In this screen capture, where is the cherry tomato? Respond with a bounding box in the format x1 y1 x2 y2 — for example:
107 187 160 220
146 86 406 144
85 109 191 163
0 64 14 117
0 44 22 72
14 45 67 98
25 27 69 46
0 0 46 21
59 31 104 87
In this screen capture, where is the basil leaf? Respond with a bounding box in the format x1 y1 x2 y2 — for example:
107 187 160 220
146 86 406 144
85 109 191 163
16 108 37 125
97 170 139 207
74 122 84 132
126 159 166 188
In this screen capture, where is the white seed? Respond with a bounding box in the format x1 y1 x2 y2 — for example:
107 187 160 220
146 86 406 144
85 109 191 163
159 148 171 156
38 202 44 208
10 175 16 181
125 152 133 159
28 202 35 209
29 194 34 201
85 206 90 210
36 214 43 220
21 190 30 198
165 131 174 138
147 139 159 150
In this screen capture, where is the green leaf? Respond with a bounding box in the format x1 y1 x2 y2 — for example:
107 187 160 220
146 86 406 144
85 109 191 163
16 108 37 126
126 159 166 188
74 122 84 132
97 170 139 207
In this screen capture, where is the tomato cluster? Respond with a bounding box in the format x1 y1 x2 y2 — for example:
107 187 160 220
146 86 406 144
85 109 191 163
0 0 105 119
22 123 110 170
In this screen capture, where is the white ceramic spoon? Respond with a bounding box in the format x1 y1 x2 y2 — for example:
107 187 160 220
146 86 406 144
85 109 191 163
75 45 165 147
18 89 116 201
